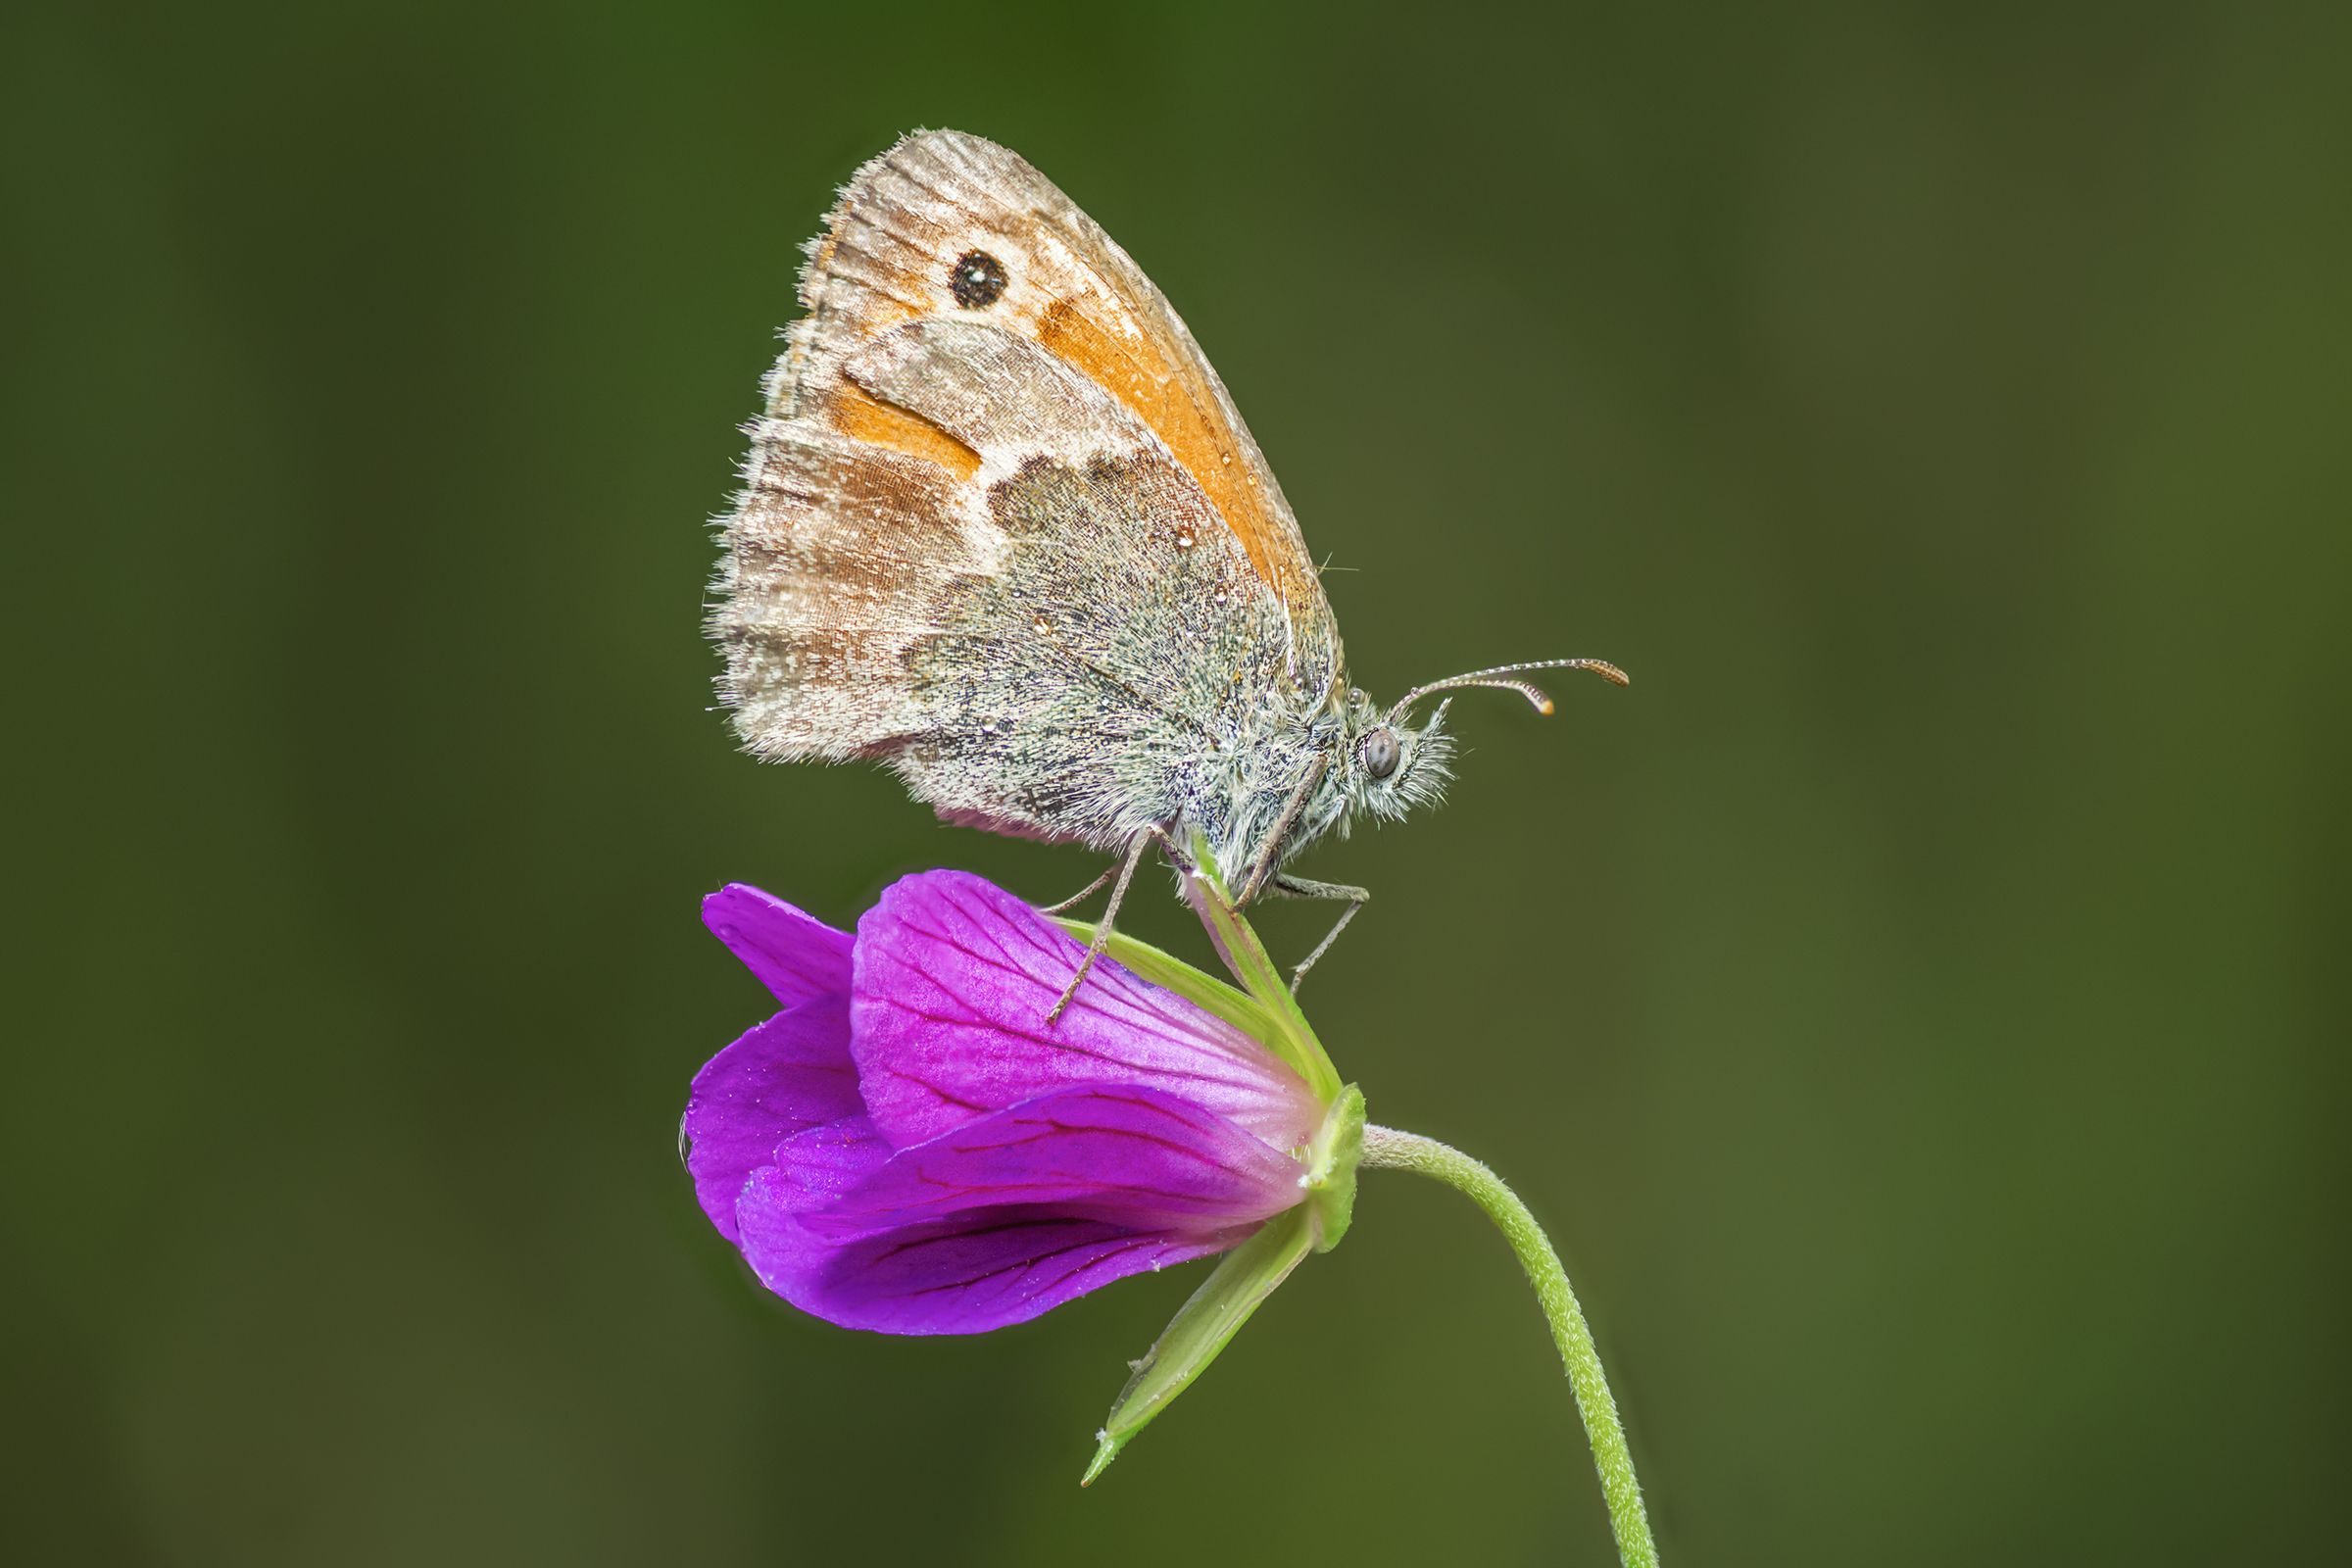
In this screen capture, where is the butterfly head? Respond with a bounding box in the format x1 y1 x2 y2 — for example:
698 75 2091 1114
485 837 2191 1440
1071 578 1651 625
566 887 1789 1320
1216 658 1627 892
1335 686 1456 828
1337 657 1630 829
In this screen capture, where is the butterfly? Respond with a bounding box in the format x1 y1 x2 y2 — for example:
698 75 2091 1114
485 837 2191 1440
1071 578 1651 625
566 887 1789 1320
710 129 1624 1013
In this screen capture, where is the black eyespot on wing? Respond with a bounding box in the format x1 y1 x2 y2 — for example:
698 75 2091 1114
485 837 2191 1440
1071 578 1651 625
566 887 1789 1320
950 250 1008 309
1362 727 1400 780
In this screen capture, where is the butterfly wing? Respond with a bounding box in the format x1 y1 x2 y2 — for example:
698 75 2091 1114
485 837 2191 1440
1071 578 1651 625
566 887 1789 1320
715 130 1341 849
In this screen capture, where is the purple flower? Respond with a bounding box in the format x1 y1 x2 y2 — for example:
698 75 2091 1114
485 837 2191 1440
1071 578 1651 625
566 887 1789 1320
683 870 1328 1335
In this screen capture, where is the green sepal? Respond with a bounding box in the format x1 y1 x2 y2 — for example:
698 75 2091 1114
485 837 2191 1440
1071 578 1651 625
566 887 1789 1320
1080 1205 1315 1487
1178 839 1345 1103
1302 1084 1366 1252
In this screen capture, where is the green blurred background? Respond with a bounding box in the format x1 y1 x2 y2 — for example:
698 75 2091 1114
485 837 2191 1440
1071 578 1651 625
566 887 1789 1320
7 0 2345 1562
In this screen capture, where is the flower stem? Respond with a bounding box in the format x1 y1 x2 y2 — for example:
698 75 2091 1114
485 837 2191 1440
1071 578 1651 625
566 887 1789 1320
1360 1125 1658 1568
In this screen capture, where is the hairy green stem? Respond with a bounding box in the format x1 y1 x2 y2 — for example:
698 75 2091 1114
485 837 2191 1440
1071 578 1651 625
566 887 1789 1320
1360 1125 1658 1568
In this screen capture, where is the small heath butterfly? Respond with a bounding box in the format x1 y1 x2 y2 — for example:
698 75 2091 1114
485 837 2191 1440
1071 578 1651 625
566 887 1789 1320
711 131 1624 1010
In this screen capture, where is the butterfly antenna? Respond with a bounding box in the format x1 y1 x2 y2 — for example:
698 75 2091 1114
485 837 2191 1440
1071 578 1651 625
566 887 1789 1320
1391 658 1630 720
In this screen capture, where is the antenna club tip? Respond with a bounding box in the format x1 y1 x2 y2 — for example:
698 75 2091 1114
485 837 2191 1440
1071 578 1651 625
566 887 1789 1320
1537 698 1557 716
1597 662 1631 687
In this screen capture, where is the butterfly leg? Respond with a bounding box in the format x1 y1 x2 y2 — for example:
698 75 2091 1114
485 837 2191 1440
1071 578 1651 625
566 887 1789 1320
1045 830 1157 1025
1236 755 1329 906
1267 873 1371 992
1037 860 1120 915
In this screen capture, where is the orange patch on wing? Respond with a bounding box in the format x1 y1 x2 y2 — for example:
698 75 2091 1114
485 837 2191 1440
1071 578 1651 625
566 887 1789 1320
830 382 983 481
1037 300 1302 604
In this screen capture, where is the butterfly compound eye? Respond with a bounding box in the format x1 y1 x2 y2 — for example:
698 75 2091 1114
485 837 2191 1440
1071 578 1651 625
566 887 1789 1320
1362 727 1400 780
950 249 1008 308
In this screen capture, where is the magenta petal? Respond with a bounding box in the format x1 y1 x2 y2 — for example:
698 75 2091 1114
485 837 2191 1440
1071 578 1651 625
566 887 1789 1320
704 884 853 1007
682 995 860 1242
800 1086 1302 1239
737 1197 1232 1336
733 1086 1298 1334
851 871 1324 1152
753 1115 891 1217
